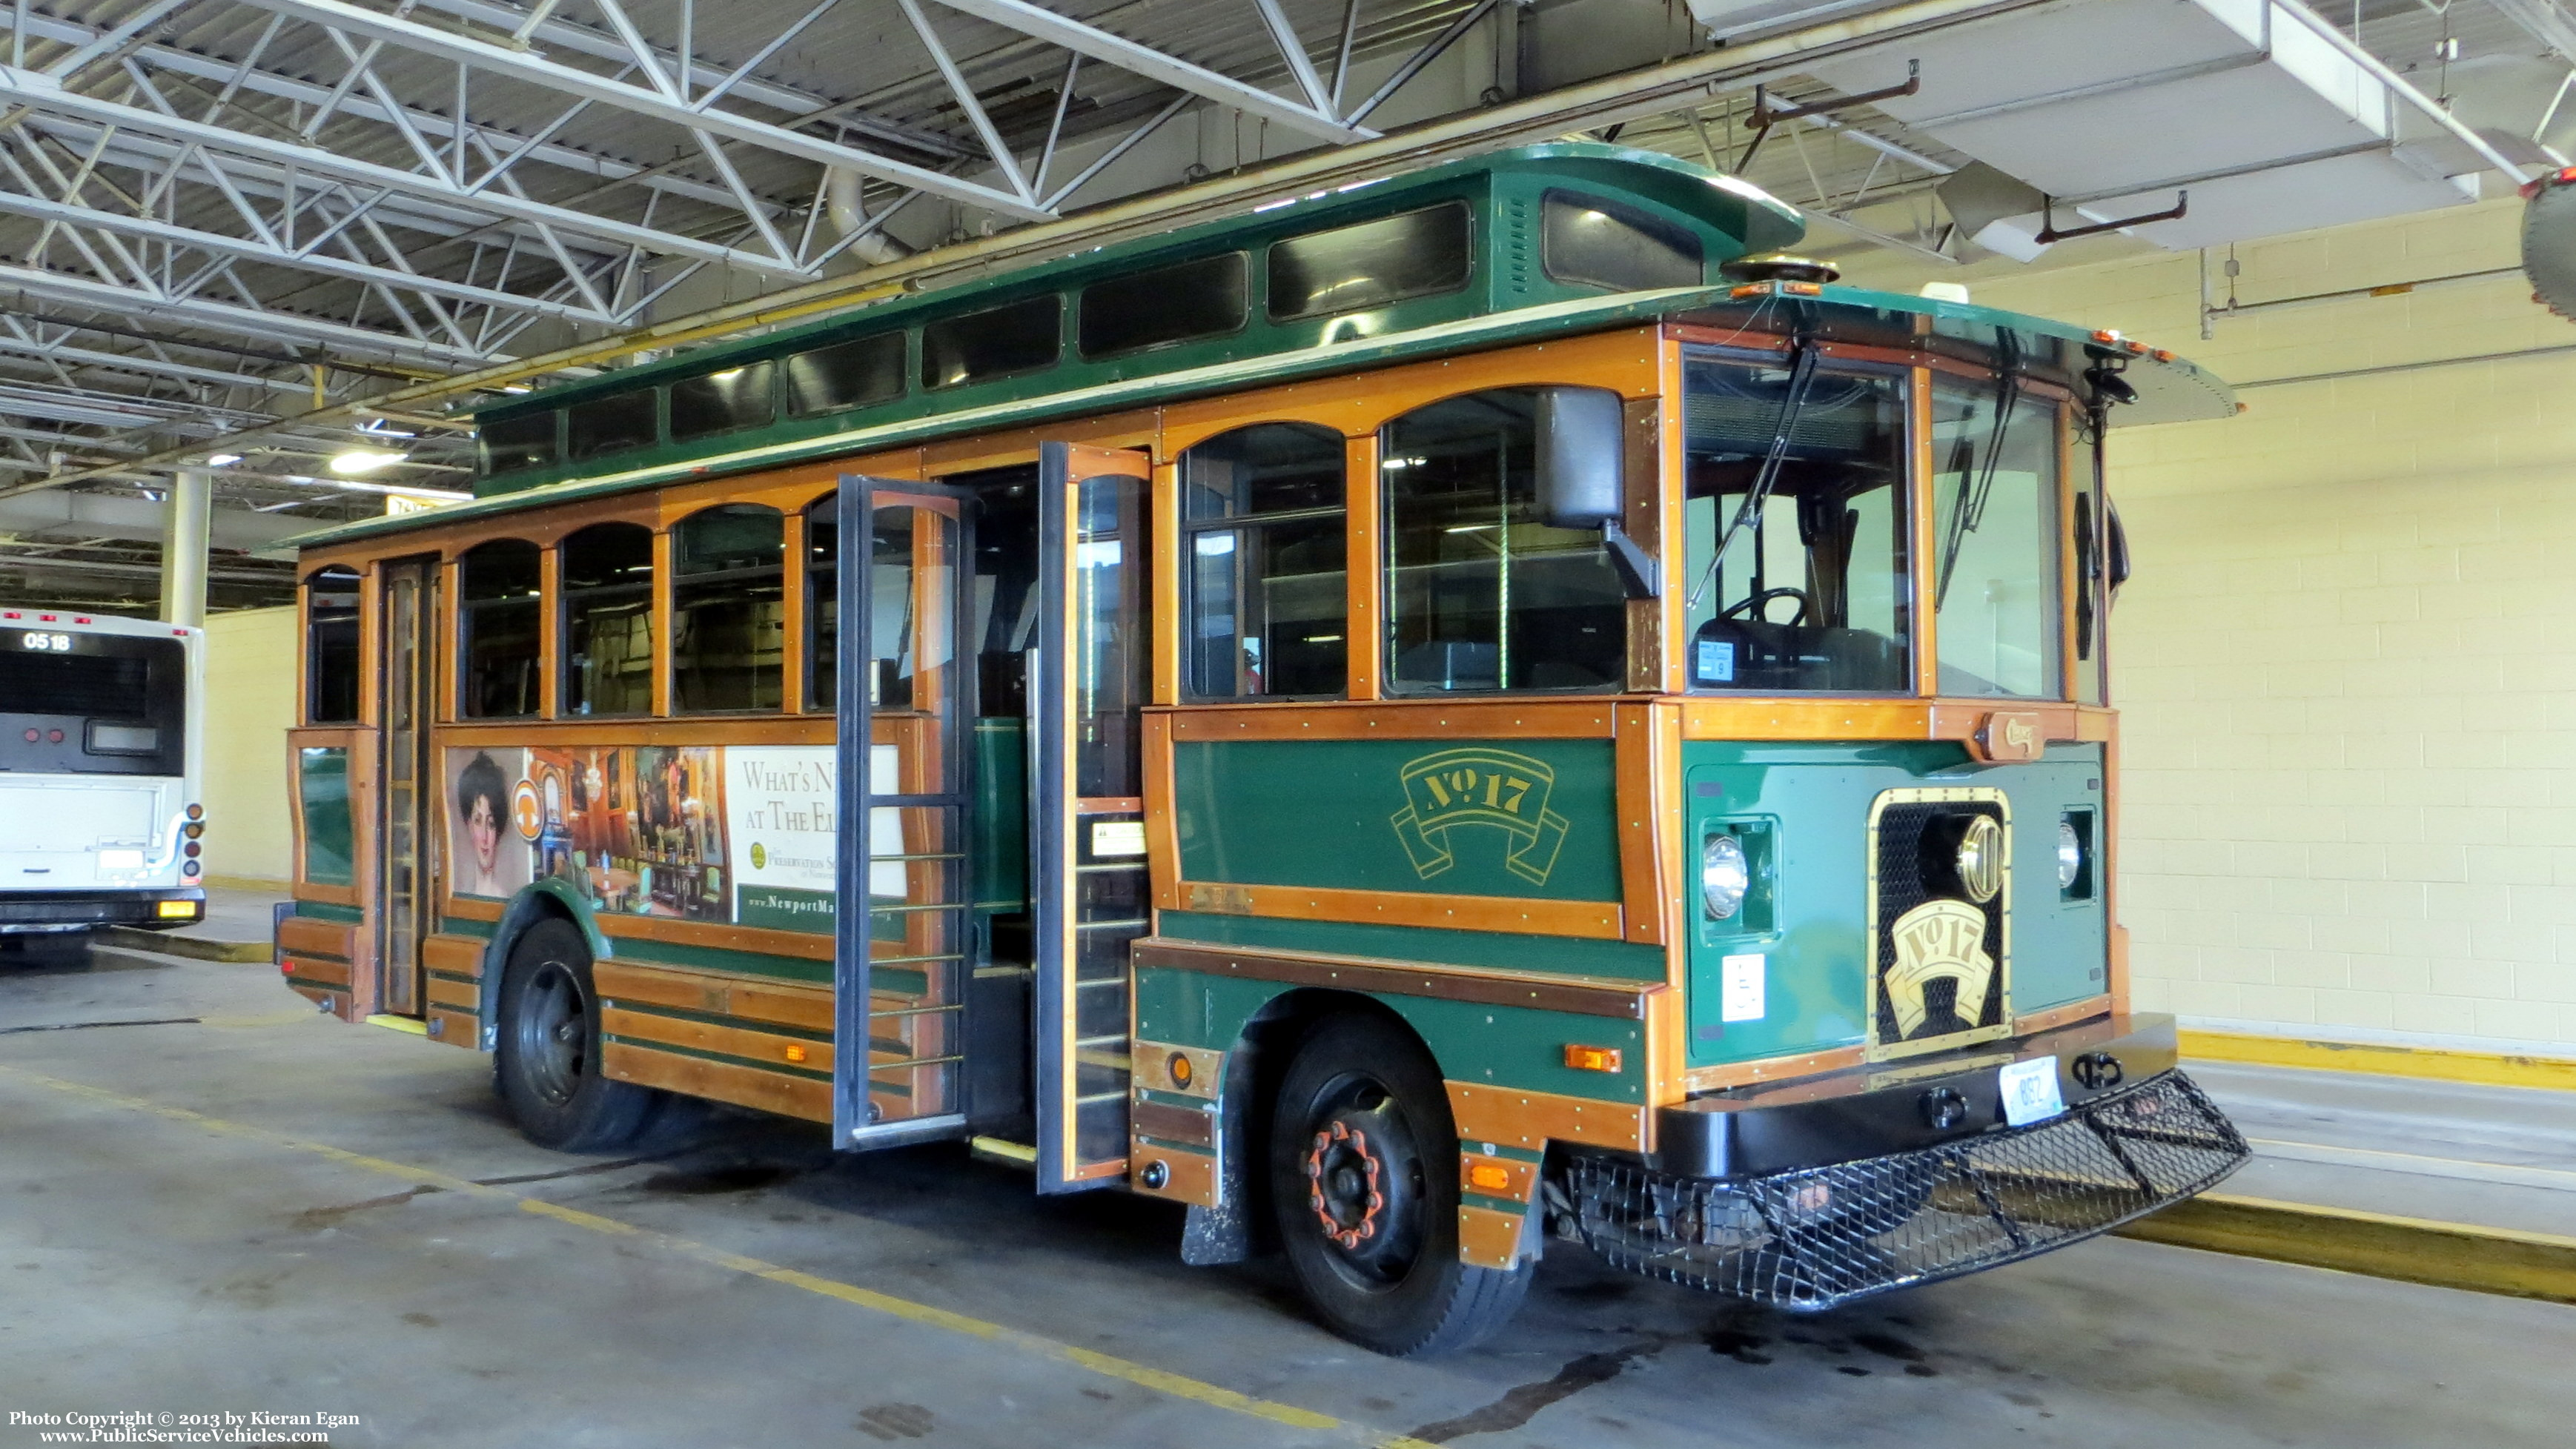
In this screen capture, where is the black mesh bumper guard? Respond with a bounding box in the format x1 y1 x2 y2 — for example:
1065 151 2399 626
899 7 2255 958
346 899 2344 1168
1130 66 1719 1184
1566 1069 2248 1311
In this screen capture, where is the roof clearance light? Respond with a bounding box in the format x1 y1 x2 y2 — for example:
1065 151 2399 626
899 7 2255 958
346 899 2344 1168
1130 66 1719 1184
2092 330 2121 343
2152 349 2176 362
328 448 407 476
1729 282 1772 299
205 453 242 466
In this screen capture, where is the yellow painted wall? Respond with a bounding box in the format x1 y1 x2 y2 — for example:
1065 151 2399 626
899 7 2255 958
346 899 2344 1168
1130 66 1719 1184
1853 195 2576 1055
202 605 297 886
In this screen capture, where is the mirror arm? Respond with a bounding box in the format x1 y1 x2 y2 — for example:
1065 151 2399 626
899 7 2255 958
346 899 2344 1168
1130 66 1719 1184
1603 521 1659 600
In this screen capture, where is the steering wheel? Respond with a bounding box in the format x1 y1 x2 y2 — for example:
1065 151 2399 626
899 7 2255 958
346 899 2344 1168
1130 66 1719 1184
1721 586 1813 626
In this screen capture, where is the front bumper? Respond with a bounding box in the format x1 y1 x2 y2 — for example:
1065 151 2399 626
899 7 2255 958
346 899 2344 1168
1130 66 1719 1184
1564 1018 2248 1310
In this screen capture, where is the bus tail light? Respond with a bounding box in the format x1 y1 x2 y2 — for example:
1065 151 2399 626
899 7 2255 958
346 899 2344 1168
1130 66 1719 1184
185 803 205 820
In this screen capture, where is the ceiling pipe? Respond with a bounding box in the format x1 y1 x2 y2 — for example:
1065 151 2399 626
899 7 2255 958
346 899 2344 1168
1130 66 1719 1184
824 170 916 266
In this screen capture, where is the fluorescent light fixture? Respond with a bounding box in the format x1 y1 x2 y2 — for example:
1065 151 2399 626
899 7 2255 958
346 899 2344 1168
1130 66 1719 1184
328 448 407 476
280 474 471 500
204 453 242 467
500 384 532 394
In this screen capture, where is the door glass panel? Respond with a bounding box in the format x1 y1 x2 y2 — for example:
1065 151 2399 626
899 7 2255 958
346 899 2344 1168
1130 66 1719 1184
838 496 970 1144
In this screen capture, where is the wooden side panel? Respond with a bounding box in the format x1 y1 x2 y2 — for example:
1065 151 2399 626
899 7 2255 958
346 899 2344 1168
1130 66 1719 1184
601 1041 832 1121
425 975 480 1012
277 916 356 961
282 955 353 989
1127 1145 1219 1207
420 932 486 978
603 1005 833 1073
1457 1202 1532 1270
592 959 834 1031
1175 879 1621 941
1446 1080 1648 1153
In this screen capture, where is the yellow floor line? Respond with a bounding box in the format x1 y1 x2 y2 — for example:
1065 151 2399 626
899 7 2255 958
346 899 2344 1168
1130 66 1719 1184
0 1064 1431 1449
2115 1192 2576 1307
2182 1029 2576 1092
2247 1137 2576 1194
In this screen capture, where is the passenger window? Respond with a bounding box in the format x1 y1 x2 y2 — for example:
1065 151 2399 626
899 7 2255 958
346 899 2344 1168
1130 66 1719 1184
1081 253 1247 358
669 360 775 442
479 411 557 474
565 389 658 461
672 504 785 712
1682 354 1910 693
1180 422 1347 699
1382 391 1624 694
787 332 905 417
560 523 655 716
303 566 362 724
1541 190 1702 292
806 494 838 710
1268 202 1471 322
1931 382 2062 699
457 540 541 718
921 295 1060 390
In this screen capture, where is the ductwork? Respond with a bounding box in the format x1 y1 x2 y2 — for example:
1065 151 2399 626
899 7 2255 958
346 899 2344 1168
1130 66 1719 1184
824 170 914 266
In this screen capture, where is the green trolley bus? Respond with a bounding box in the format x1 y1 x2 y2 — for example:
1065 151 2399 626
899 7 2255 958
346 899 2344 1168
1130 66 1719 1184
273 143 2249 1356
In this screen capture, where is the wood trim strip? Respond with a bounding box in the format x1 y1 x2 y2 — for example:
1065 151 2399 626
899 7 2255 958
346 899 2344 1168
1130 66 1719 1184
420 932 485 978
603 1041 832 1122
430 719 838 748
649 528 673 717
592 958 835 1032
275 915 354 961
781 506 809 716
596 912 835 961
1150 456 1181 708
1128 1144 1219 1207
1162 700 1617 742
293 883 363 909
1446 1080 1647 1152
1173 878 1621 941
426 975 479 1012
1142 711 1181 912
1457 1202 1530 1269
1611 703 1672 949
1344 430 1383 701
1457 1149 1539 1204
1681 1044 1869 1095
538 545 562 719
1132 938 1651 1019
1130 1097 1216 1149
2013 995 2112 1037
282 955 352 989
603 1005 834 1073
1677 699 2103 743
426 1008 480 1048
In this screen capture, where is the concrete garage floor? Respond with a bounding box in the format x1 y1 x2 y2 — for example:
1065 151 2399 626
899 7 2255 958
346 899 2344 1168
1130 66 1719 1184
5 952 2572 1449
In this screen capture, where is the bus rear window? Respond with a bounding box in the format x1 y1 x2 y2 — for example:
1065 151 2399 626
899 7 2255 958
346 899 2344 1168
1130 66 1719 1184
923 296 1061 390
669 360 775 442
787 332 906 417
0 631 186 774
565 389 658 461
1268 203 1471 322
1080 253 1247 358
1541 191 1702 292
480 411 557 474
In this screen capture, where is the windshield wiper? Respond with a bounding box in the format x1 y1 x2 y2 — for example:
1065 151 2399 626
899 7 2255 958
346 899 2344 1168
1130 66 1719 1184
1686 336 1821 613
1933 340 2022 609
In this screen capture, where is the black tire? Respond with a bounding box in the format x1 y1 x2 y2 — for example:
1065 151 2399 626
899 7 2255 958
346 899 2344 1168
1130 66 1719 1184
494 918 661 1152
1267 1013 1532 1357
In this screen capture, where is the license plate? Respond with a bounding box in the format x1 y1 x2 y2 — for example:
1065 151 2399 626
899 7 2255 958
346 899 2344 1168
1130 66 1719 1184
1998 1057 2065 1127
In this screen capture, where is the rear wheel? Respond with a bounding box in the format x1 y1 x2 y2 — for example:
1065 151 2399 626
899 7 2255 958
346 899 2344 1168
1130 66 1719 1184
1267 1013 1532 1356
496 918 661 1151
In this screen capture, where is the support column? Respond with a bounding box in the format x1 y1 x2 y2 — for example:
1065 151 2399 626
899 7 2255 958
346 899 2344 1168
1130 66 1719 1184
160 468 211 628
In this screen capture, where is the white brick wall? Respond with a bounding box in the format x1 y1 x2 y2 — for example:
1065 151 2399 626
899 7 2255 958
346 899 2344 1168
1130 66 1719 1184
1849 196 2576 1055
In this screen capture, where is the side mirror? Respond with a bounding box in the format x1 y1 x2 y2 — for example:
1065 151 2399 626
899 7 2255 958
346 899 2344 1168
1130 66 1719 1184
1533 386 1626 529
1532 385 1658 599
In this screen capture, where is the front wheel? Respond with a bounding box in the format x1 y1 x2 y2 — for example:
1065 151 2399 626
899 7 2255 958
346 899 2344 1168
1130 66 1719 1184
495 918 662 1151
1267 1013 1532 1356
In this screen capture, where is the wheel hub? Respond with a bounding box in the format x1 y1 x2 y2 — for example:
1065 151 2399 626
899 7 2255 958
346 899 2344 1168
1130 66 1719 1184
1305 1119 1385 1249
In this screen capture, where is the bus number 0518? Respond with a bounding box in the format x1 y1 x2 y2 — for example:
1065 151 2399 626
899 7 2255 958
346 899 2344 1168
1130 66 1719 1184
21 631 73 651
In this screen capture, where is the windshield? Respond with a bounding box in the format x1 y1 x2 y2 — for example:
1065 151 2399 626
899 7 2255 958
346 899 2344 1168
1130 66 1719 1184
1681 351 1910 692
1930 381 2062 698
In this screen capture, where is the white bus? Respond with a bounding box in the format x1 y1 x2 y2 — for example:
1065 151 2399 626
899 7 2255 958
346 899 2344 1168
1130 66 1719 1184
0 610 207 966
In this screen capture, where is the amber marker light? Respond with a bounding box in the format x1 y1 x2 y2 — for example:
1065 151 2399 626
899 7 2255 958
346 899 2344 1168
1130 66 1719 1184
1563 1045 1623 1073
784 1044 808 1064
1467 1161 1514 1193
156 901 195 919
1168 1051 1194 1089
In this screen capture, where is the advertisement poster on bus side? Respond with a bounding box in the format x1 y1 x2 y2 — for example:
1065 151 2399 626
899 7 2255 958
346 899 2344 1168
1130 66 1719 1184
724 745 838 934
443 744 729 925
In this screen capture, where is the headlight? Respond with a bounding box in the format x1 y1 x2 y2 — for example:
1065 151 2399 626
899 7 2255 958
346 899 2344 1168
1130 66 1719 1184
2058 819 2084 889
1954 815 2002 903
1702 831 1749 919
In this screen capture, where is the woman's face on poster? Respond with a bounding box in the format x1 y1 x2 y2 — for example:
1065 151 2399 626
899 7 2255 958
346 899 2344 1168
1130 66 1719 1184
468 793 500 872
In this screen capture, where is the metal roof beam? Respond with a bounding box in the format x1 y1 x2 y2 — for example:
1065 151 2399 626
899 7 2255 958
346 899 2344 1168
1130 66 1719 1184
924 0 1377 143
0 330 312 398
0 259 500 368
225 0 1053 220
0 68 809 275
